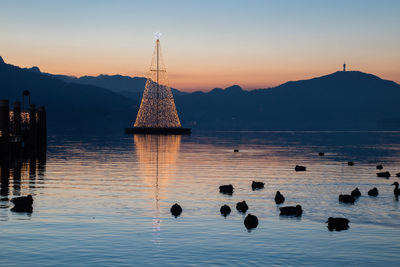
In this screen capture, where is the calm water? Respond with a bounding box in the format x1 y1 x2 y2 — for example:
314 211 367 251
1 131 400 266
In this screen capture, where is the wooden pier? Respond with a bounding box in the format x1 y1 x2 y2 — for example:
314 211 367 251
0 99 46 162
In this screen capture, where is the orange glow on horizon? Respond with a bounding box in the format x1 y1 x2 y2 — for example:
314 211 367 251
2 53 400 92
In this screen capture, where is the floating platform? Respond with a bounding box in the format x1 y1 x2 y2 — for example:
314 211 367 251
125 127 191 135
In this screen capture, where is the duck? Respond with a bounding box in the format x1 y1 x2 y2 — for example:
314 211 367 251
234 149 239 152
368 187 379 196
318 152 325 156
274 191 285 204
339 194 355 204
10 195 33 213
348 161 354 166
376 164 383 170
377 171 390 178
295 165 306 171
279 205 302 216
326 217 350 231
396 172 400 178
220 205 231 217
219 184 234 195
351 187 361 198
236 201 249 213
170 203 182 217
244 214 258 230
392 182 400 197
251 181 264 190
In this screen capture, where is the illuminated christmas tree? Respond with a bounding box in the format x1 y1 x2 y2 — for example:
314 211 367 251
134 33 182 128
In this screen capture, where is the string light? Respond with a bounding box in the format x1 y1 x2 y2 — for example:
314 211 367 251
134 36 182 128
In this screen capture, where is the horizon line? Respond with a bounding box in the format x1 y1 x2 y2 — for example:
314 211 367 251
1 55 398 93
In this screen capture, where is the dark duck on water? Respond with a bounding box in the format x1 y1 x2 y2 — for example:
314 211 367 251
251 181 264 190
392 182 400 197
339 194 355 204
236 201 249 213
351 187 361 198
295 165 306 171
10 195 33 212
244 214 258 230
377 171 390 178
274 191 285 204
220 205 231 217
326 217 350 231
368 187 379 196
170 203 182 217
279 205 303 216
219 184 234 195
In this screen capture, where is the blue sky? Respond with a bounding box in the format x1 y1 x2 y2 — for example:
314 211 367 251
1 0 399 91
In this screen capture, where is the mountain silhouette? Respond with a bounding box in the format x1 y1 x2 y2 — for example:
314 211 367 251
174 71 400 130
1 58 399 130
52 74 147 93
44 73 187 99
0 60 138 129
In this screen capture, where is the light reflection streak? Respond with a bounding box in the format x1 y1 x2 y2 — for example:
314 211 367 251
134 134 181 245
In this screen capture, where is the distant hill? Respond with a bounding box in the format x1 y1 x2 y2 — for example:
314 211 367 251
174 71 400 130
0 59 138 129
45 73 187 98
1 56 399 131
52 74 147 93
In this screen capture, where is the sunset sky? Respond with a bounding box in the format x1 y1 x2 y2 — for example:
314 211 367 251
1 0 399 92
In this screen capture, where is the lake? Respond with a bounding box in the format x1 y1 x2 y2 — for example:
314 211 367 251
1 130 400 266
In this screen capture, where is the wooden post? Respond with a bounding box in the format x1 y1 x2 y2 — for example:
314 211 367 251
13 101 21 136
37 106 47 167
0 160 10 196
0 100 10 159
29 156 36 178
37 106 47 148
12 159 22 194
28 104 37 152
0 102 10 195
